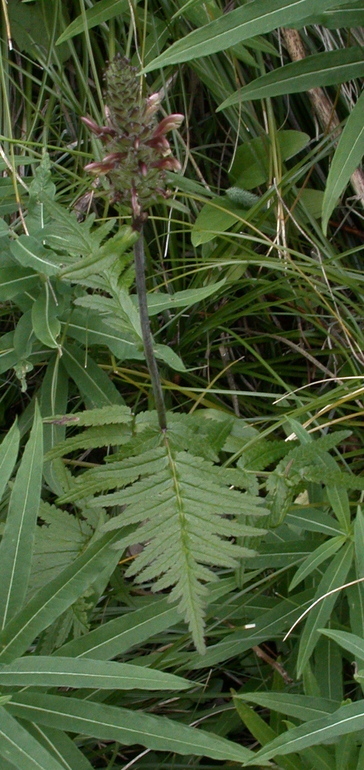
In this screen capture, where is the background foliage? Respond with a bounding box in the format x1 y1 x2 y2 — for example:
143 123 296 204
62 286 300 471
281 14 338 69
0 0 364 767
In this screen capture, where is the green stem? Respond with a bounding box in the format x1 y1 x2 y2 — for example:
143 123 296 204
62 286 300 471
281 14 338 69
133 227 167 431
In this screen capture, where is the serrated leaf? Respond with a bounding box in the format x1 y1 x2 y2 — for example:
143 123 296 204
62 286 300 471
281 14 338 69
322 90 364 234
219 47 364 108
0 404 43 629
7 692 257 765
142 0 341 71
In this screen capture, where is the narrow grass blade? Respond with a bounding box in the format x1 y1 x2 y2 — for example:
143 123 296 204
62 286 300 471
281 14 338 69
245 701 364 764
319 628 364 664
56 0 132 44
0 656 191 691
143 0 342 71
234 692 340 722
8 693 258 765
322 90 364 234
0 707 65 770
233 696 304 770
0 404 43 630
0 529 123 664
219 47 364 108
0 418 19 503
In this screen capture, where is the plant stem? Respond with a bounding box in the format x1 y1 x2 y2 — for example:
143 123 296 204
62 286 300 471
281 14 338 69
133 227 167 431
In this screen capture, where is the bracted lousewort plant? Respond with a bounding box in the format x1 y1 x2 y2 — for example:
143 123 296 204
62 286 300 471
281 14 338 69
82 57 183 430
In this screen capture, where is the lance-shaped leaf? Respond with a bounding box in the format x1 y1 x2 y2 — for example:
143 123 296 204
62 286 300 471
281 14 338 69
0 404 43 630
10 235 61 276
322 90 364 234
0 706 65 770
0 529 124 664
243 700 364 764
7 692 258 765
0 655 191 691
0 418 19 503
142 0 347 71
218 47 364 109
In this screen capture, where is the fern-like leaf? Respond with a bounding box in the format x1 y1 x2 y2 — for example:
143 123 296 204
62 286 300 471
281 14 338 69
96 444 268 653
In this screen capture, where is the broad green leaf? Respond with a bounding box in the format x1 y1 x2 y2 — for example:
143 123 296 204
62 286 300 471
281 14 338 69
191 197 248 246
296 542 353 676
289 536 345 590
0 706 65 770
8 692 258 765
56 0 135 44
0 266 38 300
229 130 310 189
0 418 19 503
234 692 339 722
246 701 364 764
219 47 364 109
65 309 142 361
319 628 364 665
10 235 60 276
0 529 123 664
322 90 364 234
154 342 186 371
142 0 342 71
31 282 61 350
62 344 124 407
0 404 43 630
0 655 191 691
54 596 181 660
145 279 226 315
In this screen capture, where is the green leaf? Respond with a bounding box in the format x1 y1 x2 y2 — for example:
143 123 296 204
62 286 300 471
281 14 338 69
10 235 60 276
229 130 310 189
235 692 340 722
191 197 248 246
289 536 345 590
0 418 19 503
62 344 124 407
245 701 364 764
286 507 343 537
233 696 303 770
145 279 226 315
0 266 38 300
55 596 181 660
319 628 364 666
322 90 364 234
99 447 266 654
0 706 65 770
142 0 342 71
0 404 43 630
0 655 191 691
8 692 257 765
56 0 135 44
31 282 61 350
0 529 124 664
296 542 354 676
218 47 364 108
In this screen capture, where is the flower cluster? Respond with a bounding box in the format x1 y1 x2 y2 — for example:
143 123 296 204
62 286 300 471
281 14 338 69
82 56 183 226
